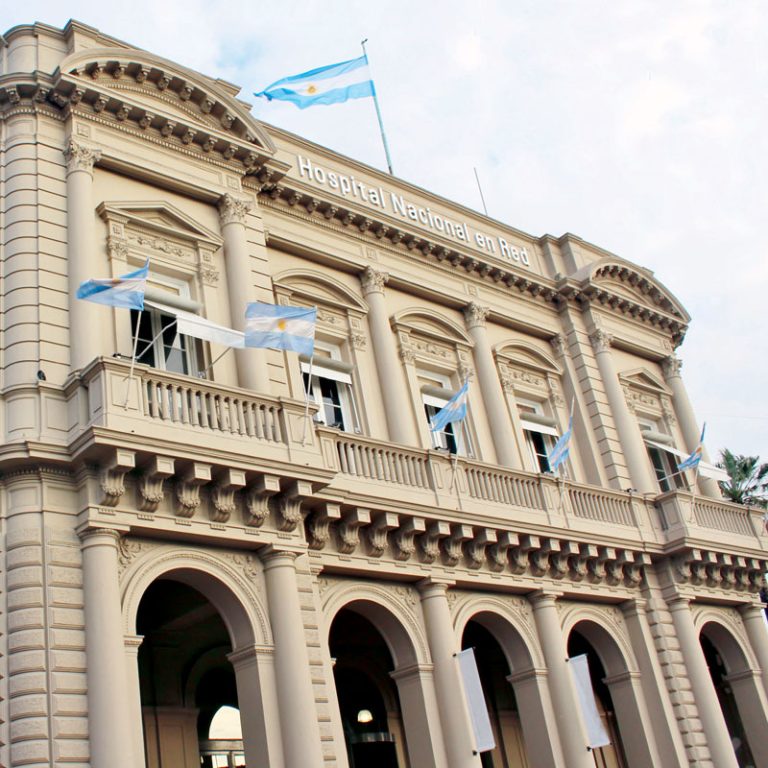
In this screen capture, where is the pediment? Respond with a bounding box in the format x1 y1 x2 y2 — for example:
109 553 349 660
495 342 560 374
273 271 367 313
392 309 472 345
619 368 671 395
98 201 223 247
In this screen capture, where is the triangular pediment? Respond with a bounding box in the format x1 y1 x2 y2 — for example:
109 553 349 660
98 201 223 247
619 368 671 395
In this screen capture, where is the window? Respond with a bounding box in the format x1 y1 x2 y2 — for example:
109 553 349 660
301 343 359 432
129 275 201 375
639 420 687 492
419 371 472 456
518 400 561 474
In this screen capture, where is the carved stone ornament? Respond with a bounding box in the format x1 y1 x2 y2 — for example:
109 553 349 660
393 517 426 561
337 508 371 554
662 355 683 380
175 463 211 518
99 450 136 507
210 470 246 523
307 503 342 550
138 457 174 513
367 513 399 557
550 333 568 358
360 266 389 296
443 525 473 567
63 139 102 174
200 265 220 286
466 529 496 569
589 329 614 354
218 194 253 226
418 520 450 563
244 475 280 527
351 332 367 351
464 302 490 330
276 480 312 532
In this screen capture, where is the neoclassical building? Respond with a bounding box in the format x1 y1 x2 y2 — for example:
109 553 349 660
0 19 767 768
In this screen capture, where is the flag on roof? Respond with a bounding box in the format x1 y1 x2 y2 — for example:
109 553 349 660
244 302 317 357
254 55 374 109
76 259 149 310
430 380 469 433
677 423 706 473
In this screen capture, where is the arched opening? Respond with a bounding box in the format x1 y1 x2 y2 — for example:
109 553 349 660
329 608 405 768
700 630 757 767
567 630 628 768
462 620 528 768
137 579 245 768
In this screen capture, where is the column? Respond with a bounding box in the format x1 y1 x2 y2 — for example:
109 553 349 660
590 330 656 493
529 591 593 768
464 303 519 468
81 528 136 768
65 139 103 371
124 635 147 768
360 267 418 445
261 548 324 768
621 599 688 767
662 356 720 498
418 581 481 768
667 596 738 768
218 194 270 392
739 603 768 697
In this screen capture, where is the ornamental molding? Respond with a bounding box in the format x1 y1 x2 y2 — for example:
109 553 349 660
669 549 766 594
464 302 490 330
360 266 389 296
218 194 253 226
63 138 102 173
589 328 614 354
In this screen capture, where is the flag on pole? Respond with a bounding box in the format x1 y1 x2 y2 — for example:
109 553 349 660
677 423 706 473
569 654 612 749
547 414 573 473
76 259 149 310
430 380 469 433
254 55 374 109
244 302 317 357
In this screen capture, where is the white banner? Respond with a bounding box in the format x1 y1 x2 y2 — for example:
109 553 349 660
457 648 495 753
569 654 611 749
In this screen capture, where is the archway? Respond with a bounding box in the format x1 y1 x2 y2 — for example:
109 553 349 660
329 609 405 768
699 620 767 767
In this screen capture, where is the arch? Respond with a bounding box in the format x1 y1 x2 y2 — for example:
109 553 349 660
495 340 562 375
121 544 270 650
560 606 637 676
570 257 690 322
273 268 368 314
184 645 234 709
320 580 428 667
694 610 757 673
452 595 544 671
56 46 275 152
391 307 473 346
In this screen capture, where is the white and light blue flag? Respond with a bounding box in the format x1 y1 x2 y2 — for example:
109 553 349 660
254 55 374 109
430 380 469 433
547 415 573 473
76 259 149 310
244 302 317 357
677 423 706 472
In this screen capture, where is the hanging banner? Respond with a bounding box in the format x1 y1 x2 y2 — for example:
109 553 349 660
457 648 495 753
569 654 611 749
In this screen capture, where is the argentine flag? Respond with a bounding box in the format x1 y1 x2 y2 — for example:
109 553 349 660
547 416 573 473
244 302 317 357
76 259 149 310
254 55 374 109
430 380 469 433
677 423 706 473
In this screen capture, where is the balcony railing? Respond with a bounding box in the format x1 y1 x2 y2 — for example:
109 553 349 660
69 357 767 554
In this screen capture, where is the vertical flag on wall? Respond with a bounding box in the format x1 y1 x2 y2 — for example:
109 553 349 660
429 380 469 433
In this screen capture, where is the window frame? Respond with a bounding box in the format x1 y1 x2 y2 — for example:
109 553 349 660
418 370 473 457
638 419 688 492
518 398 562 474
301 342 360 433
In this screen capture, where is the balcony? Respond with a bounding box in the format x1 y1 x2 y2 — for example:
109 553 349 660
24 357 761 559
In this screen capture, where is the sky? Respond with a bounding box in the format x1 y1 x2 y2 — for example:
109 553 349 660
4 1 766 461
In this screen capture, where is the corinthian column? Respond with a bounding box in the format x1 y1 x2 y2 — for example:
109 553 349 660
529 591 594 768
65 139 103 371
81 529 136 768
662 356 720 498
464 303 519 468
418 581 481 768
261 548 324 768
590 330 656 493
667 597 739 768
360 267 418 444
218 194 270 392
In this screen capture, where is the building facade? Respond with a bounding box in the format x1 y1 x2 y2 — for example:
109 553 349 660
0 19 767 768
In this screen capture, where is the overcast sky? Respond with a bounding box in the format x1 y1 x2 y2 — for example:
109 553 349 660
6 1 766 461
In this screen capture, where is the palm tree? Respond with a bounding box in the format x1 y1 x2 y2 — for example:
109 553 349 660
717 449 768 508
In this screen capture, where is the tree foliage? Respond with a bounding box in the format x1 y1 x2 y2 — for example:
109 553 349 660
717 449 768 508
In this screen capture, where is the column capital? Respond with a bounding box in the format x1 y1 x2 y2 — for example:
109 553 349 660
259 544 305 569
218 193 253 225
360 265 389 296
550 333 569 358
64 139 101 174
738 602 767 621
666 594 692 612
589 328 614 354
464 302 490 330
620 597 648 618
77 526 124 546
662 355 683 380
528 589 563 609
417 577 455 599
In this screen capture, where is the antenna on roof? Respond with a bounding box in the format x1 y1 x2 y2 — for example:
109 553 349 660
474 167 488 216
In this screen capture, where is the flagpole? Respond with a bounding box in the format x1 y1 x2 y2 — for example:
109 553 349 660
301 355 314 446
123 309 143 408
361 39 394 175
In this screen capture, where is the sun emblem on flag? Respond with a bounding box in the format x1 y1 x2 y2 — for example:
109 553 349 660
277 319 287 331
306 84 318 94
